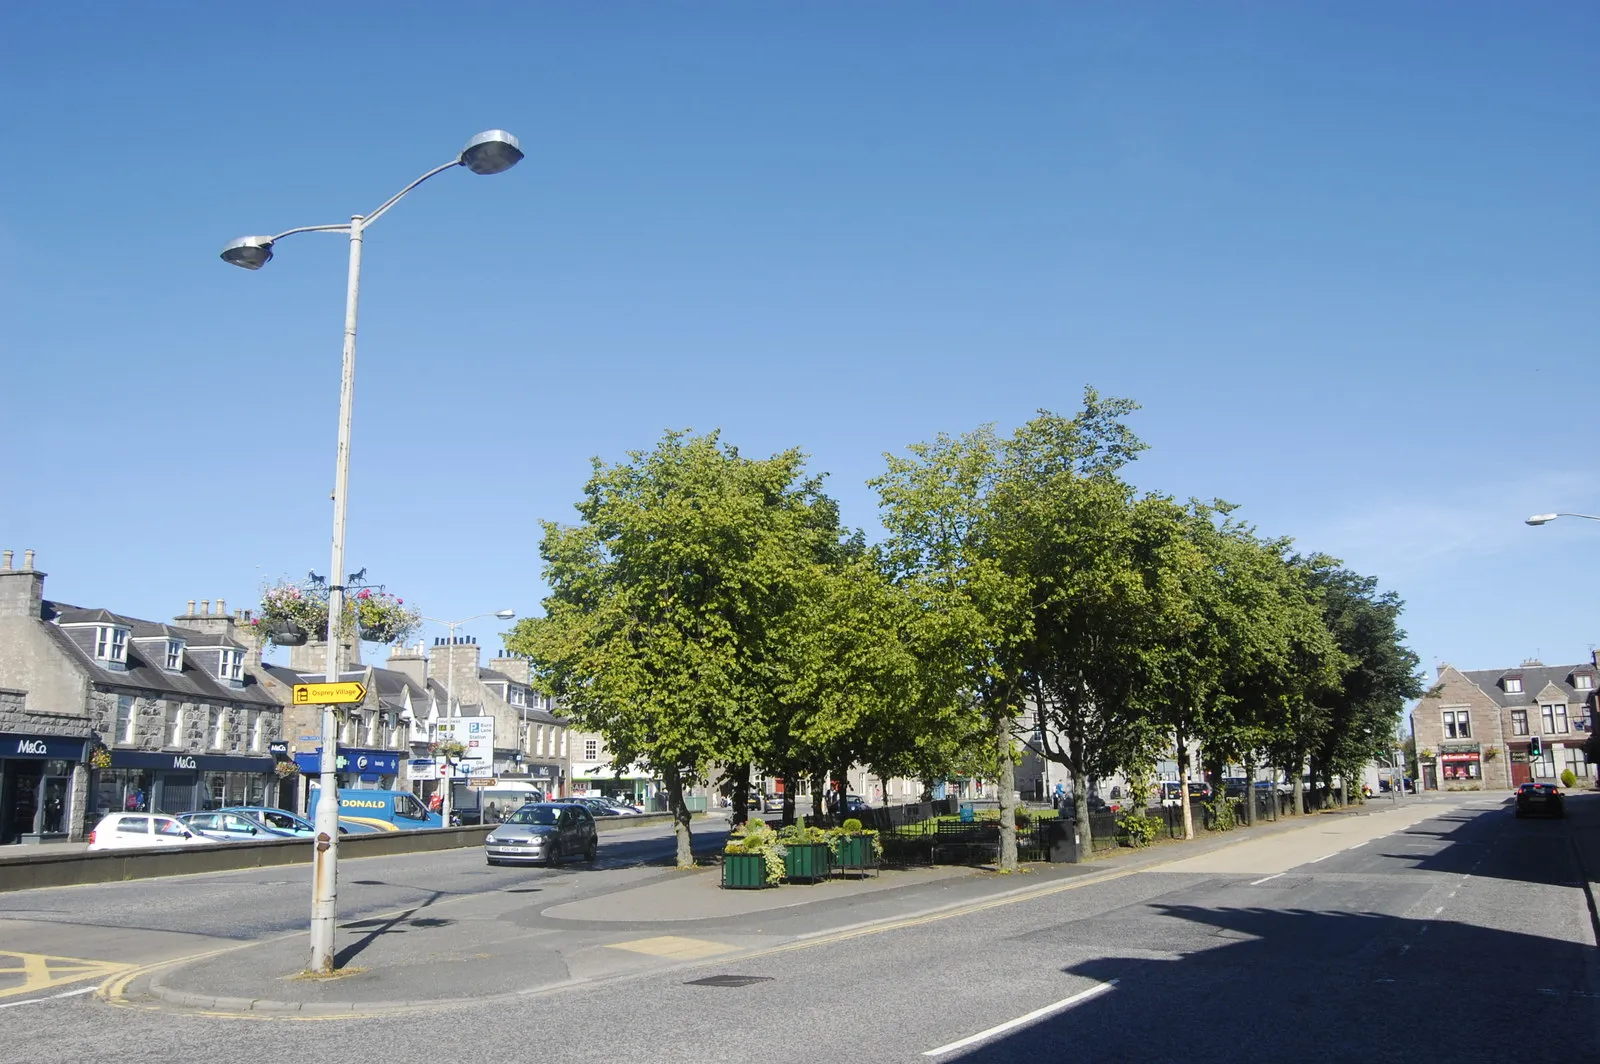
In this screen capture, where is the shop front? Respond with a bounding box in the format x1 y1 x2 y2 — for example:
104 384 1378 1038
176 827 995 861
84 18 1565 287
1440 743 1482 786
0 731 89 845
293 748 400 790
96 751 277 818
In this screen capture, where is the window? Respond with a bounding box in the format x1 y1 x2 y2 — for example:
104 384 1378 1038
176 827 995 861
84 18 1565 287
1504 677 1522 693
1442 710 1470 739
342 715 355 744
1576 673 1594 691
217 649 242 682
365 714 377 746
166 702 184 746
95 626 128 664
1541 703 1569 734
510 687 526 706
246 710 261 752
1562 746 1591 779
1537 747 1557 778
212 708 227 749
165 640 183 671
1511 709 1528 736
583 738 598 762
115 695 136 744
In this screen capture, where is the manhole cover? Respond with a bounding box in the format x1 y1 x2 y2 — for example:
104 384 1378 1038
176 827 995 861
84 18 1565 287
685 975 773 988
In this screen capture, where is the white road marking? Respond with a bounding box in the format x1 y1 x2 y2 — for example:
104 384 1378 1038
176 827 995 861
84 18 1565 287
0 986 96 1010
1249 873 1285 886
923 981 1118 1056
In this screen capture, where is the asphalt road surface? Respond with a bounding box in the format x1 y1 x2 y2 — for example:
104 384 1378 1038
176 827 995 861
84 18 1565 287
1 796 1595 1063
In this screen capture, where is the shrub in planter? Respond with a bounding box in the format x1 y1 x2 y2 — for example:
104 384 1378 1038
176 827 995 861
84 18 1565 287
779 818 831 882
1561 769 1577 790
723 820 785 887
828 816 882 872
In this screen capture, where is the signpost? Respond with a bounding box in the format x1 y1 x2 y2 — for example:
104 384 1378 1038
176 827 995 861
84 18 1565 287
292 682 367 705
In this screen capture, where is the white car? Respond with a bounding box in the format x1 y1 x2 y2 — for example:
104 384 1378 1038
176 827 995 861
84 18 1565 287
87 812 219 851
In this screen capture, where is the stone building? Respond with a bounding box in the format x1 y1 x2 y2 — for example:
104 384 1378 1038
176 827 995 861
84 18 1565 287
0 550 283 843
422 637 568 794
1411 654 1597 791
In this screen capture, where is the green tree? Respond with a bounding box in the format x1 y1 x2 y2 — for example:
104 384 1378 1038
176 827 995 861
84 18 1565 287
1298 557 1422 805
507 430 842 868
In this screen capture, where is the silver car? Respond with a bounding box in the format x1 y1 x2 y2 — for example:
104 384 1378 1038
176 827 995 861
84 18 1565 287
484 802 598 867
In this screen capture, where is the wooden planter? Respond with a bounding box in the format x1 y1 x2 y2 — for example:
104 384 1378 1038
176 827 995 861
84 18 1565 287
721 851 771 889
831 835 879 875
783 842 831 882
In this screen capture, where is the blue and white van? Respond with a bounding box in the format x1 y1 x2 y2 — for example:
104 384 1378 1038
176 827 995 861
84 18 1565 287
307 788 444 833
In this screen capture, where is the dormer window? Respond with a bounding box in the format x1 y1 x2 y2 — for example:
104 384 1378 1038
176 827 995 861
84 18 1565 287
95 625 129 665
1576 673 1595 691
165 639 184 672
1503 677 1523 694
217 649 243 682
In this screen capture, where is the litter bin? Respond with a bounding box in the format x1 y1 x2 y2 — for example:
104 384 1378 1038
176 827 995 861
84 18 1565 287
958 804 975 823
1046 819 1079 863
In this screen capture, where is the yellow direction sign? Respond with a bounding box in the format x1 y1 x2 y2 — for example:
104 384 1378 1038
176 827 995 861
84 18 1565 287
292 681 367 705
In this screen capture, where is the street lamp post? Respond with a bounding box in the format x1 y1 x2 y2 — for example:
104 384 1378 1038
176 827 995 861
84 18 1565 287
222 132 522 975
423 610 515 828
1526 512 1600 525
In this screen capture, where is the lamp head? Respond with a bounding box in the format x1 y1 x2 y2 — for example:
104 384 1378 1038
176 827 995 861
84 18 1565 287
221 236 275 270
494 609 516 620
1526 513 1559 526
459 130 523 175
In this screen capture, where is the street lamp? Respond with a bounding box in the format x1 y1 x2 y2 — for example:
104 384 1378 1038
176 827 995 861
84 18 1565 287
222 131 521 975
422 610 516 828
1526 512 1600 525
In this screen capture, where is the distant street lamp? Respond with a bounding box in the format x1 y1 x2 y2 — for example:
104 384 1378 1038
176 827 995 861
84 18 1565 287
1526 512 1600 525
221 132 522 976
423 610 516 827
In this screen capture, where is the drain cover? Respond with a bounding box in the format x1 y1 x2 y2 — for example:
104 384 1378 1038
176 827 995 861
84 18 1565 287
685 975 773 988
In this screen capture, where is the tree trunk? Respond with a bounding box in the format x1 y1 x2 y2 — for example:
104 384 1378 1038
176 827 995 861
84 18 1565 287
811 771 827 821
730 764 750 827
1071 761 1092 861
663 763 694 869
1243 761 1257 827
1176 728 1195 841
995 711 1018 871
1291 755 1306 815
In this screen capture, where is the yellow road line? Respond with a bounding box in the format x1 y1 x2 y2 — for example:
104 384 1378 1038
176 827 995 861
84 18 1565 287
0 951 132 999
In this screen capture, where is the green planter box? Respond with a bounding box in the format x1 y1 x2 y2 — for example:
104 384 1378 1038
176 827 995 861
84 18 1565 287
783 842 830 882
831 835 878 873
721 851 771 889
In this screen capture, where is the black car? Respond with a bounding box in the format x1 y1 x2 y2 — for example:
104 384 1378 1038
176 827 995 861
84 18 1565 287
1514 782 1565 818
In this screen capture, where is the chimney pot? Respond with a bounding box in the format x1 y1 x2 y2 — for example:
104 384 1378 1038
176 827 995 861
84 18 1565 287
187 600 195 615
1 550 11 571
22 549 35 571
201 599 210 616
216 598 226 616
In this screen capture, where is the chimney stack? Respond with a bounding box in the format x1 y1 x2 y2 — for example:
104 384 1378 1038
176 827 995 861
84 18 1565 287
0 549 46 620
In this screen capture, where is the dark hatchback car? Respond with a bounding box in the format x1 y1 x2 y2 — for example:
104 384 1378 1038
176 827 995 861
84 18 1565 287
1514 782 1565 819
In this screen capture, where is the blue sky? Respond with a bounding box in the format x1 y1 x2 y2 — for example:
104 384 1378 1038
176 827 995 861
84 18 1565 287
2 4 1596 690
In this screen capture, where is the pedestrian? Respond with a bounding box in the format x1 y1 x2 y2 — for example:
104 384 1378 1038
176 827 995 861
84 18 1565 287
428 789 443 813
487 801 500 823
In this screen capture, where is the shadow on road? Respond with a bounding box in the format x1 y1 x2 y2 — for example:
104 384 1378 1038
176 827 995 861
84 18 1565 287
948 902 1597 1063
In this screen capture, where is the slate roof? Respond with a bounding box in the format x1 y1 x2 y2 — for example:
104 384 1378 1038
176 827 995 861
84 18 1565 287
43 601 278 706
1457 662 1598 709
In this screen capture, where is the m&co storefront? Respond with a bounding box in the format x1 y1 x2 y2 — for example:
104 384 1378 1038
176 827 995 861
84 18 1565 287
95 750 277 817
0 731 89 845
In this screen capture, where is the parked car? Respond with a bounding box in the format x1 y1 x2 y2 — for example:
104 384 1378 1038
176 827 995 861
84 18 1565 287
1514 782 1565 819
842 794 871 815
568 796 625 817
177 811 297 842
212 806 349 836
1085 795 1121 814
87 812 219 851
596 796 643 815
484 802 599 866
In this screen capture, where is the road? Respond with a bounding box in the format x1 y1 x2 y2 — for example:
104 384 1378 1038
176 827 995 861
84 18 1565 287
1 796 1595 1063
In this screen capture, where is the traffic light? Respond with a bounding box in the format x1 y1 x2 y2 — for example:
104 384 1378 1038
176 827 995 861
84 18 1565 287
1529 736 1542 759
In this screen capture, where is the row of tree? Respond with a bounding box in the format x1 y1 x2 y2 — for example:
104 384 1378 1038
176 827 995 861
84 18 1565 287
506 389 1421 869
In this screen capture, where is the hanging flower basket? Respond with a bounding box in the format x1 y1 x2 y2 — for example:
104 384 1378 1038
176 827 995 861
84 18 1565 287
88 745 113 770
268 622 309 647
352 589 420 646
274 760 301 779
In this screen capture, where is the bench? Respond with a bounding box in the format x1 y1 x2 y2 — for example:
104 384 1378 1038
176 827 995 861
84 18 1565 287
930 820 1000 865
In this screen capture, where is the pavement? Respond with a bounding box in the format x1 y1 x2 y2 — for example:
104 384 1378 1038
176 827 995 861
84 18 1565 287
87 791 1539 1017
